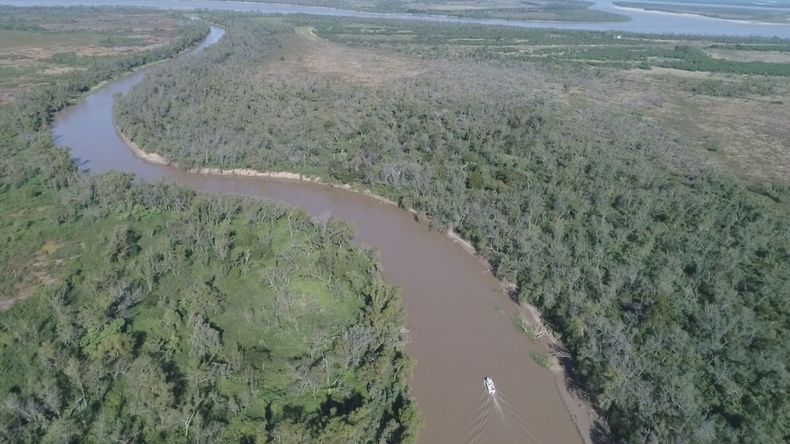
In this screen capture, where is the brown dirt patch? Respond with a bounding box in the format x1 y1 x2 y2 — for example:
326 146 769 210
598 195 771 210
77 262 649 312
638 66 719 79
40 66 78 76
600 67 790 182
0 11 180 100
261 28 427 86
0 87 13 104
1 241 64 311
691 96 790 180
0 298 23 312
2 276 57 311
39 241 62 256
2 270 57 312
0 43 163 63
38 12 178 34
705 48 790 64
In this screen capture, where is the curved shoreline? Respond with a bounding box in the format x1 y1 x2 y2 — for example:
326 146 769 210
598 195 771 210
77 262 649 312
613 4 786 25
117 125 600 444
117 124 404 206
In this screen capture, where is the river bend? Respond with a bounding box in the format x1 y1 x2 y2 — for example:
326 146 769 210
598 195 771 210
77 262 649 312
53 26 584 444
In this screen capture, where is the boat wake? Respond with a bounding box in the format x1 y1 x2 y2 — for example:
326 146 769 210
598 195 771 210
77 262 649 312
467 389 490 444
466 380 538 443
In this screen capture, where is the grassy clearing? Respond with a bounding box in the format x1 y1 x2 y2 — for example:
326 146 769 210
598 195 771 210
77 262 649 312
307 19 790 182
705 47 790 63
260 26 427 86
598 67 790 182
224 0 630 21
0 7 185 102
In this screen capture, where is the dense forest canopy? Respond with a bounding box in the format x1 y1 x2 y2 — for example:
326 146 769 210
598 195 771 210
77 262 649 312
1 178 415 443
116 15 790 442
0 8 416 443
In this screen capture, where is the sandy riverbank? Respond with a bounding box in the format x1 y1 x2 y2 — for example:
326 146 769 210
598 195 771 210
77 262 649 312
614 5 784 25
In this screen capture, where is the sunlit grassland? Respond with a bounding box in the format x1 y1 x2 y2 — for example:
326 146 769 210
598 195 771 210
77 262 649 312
0 7 187 102
305 18 790 181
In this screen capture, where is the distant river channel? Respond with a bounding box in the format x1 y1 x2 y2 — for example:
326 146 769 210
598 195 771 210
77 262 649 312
3 0 790 37
51 26 585 444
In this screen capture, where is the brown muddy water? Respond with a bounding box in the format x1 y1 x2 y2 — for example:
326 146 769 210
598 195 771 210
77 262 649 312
52 26 582 444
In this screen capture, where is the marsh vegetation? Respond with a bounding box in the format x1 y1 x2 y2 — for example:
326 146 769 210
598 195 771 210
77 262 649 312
0 7 207 103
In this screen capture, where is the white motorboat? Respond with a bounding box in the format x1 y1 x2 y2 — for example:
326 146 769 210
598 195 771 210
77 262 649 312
484 376 496 394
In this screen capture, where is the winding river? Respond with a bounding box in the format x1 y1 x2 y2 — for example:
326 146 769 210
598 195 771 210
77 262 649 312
53 26 585 444
40 0 790 437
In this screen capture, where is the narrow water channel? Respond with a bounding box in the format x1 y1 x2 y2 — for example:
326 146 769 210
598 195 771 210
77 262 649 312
53 26 583 444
